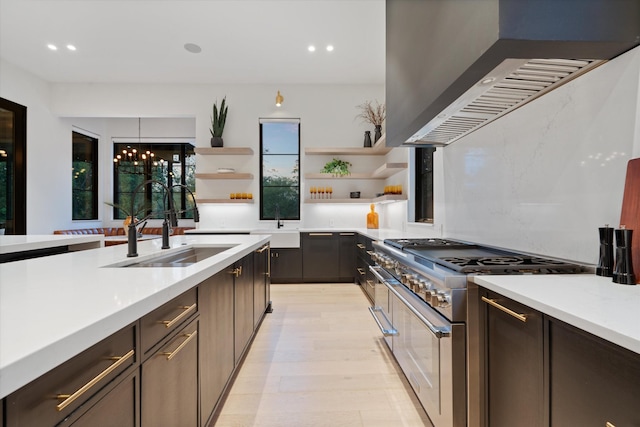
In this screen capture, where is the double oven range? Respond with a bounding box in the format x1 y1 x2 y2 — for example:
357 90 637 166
369 238 582 427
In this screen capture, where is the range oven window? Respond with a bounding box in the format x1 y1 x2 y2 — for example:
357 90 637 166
414 147 435 223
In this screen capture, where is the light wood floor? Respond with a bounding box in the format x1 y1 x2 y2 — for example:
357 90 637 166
213 283 433 427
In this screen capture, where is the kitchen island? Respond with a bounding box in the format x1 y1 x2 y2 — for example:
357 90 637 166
0 234 269 400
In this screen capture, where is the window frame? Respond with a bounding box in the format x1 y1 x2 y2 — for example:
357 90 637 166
112 142 195 220
413 146 435 224
72 130 99 221
259 119 301 221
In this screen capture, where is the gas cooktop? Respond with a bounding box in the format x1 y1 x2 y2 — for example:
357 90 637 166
384 238 583 274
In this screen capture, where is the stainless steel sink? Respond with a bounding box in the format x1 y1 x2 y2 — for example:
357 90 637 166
119 246 233 267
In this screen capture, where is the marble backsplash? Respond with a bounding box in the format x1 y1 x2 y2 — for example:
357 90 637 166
440 46 640 264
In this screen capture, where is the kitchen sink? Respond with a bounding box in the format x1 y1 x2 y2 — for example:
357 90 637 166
107 246 235 268
250 229 300 248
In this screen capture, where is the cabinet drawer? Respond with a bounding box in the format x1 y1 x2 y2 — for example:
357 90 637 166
140 288 197 355
6 324 136 427
142 318 198 427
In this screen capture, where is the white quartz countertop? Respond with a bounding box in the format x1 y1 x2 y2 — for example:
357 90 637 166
187 227 422 242
0 234 104 254
473 274 640 354
0 234 269 398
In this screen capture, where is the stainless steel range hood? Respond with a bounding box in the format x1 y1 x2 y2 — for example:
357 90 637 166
385 0 640 148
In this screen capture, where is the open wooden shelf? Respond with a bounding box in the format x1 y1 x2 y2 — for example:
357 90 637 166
304 194 407 204
194 147 253 155
196 198 255 204
304 134 390 155
195 173 253 180
304 162 407 180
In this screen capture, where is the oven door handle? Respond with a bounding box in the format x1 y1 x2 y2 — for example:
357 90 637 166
370 266 451 339
368 307 398 336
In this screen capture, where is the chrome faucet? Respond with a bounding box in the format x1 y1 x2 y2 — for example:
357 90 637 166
127 179 177 257
275 204 283 229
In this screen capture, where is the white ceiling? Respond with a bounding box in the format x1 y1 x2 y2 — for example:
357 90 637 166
0 0 385 85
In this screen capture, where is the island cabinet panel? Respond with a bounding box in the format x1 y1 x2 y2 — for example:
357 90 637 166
338 232 356 280
302 232 340 282
480 290 545 427
141 318 198 427
235 254 255 364
5 324 137 427
63 370 138 427
254 244 270 327
549 320 640 427
270 248 302 283
140 287 197 356
199 268 235 426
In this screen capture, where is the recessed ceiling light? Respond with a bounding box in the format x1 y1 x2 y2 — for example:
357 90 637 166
326 45 334 52
308 45 316 52
184 43 202 54
66 44 76 51
47 44 57 51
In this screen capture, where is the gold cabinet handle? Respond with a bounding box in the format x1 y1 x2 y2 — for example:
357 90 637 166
340 232 355 236
256 244 269 253
56 349 135 411
606 423 616 427
309 233 332 236
161 330 197 361
366 280 374 286
161 303 196 328
357 268 366 275
481 296 527 322
228 266 242 277
356 244 366 249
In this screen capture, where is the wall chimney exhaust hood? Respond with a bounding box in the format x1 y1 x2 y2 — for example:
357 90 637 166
385 0 640 148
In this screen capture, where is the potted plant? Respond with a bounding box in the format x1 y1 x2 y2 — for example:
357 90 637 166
210 96 228 147
356 100 386 144
321 158 352 177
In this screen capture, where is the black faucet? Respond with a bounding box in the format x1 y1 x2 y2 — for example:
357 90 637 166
275 204 283 229
127 179 177 257
170 184 200 224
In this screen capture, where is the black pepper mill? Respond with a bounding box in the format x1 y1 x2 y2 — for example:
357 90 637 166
612 227 636 285
596 225 614 277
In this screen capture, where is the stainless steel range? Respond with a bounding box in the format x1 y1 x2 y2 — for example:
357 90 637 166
368 238 582 427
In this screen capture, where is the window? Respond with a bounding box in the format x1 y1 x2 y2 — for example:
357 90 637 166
260 119 300 220
414 147 435 223
72 131 99 220
0 97 27 234
113 143 195 220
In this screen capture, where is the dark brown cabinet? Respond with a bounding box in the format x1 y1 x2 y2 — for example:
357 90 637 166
355 233 375 301
270 248 302 283
141 318 198 427
64 370 139 427
234 254 255 364
549 320 640 427
199 268 235 426
338 232 356 280
302 232 340 281
254 244 270 326
476 289 545 427
5 324 137 427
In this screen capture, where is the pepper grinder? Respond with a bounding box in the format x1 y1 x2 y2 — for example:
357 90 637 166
596 225 614 277
612 227 636 285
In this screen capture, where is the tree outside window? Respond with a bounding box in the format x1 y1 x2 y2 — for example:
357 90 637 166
260 120 300 220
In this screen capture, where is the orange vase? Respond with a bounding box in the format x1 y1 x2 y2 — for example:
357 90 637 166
367 204 379 229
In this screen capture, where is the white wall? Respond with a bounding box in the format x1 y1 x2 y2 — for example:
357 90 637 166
436 46 640 264
1 60 386 232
